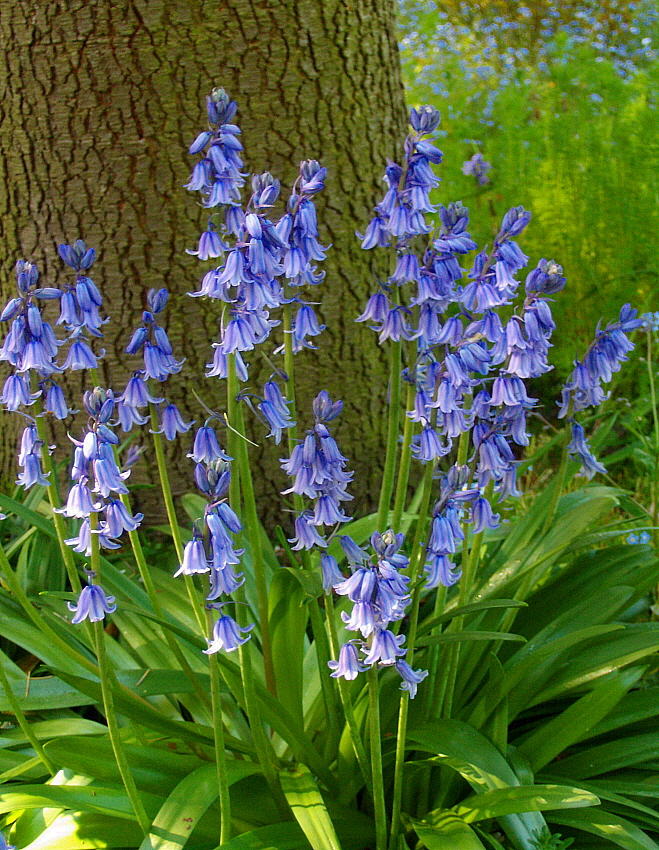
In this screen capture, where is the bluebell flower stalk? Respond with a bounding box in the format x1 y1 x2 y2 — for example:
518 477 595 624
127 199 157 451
559 304 643 478
59 388 139 620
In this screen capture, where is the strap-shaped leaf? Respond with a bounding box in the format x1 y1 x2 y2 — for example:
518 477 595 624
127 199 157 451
445 784 598 822
413 812 486 849
547 808 658 850
518 667 645 771
279 764 342 850
213 821 307 849
138 761 257 850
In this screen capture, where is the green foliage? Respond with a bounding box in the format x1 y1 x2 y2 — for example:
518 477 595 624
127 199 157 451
398 7 658 375
0 468 657 849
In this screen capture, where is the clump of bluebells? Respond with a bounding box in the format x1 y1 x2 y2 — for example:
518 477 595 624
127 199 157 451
327 532 428 697
0 92 643 678
0 92 648 850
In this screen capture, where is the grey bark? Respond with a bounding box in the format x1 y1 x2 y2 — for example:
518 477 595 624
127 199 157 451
0 0 407 524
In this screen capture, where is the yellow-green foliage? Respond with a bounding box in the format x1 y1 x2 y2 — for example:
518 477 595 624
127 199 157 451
400 16 658 371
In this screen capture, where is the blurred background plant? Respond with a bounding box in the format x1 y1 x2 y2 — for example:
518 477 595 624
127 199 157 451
399 0 658 378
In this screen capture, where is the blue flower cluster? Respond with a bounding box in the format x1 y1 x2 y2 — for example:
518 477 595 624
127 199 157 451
62 388 140 623
559 304 643 477
1 244 107 488
358 107 572 586
326 532 428 698
176 422 252 654
280 391 353 549
185 89 328 444
119 288 192 440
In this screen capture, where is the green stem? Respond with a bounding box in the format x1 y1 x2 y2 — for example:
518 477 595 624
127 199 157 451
118 489 211 714
388 462 435 849
282 302 341 747
226 359 286 815
208 622 232 843
89 516 150 835
0 652 56 775
149 408 207 637
441 479 492 719
368 667 387 850
325 594 373 798
377 341 403 532
226 376 276 696
33 412 81 594
93 620 151 834
392 381 416 531
646 332 659 551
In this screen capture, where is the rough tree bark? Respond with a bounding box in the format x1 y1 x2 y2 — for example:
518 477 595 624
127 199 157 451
0 0 407 525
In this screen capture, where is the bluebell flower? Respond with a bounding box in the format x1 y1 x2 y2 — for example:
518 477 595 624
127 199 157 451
363 629 406 665
320 554 343 592
159 403 194 440
58 239 96 271
188 222 227 260
289 511 328 550
1 373 34 410
68 581 116 624
203 613 253 654
189 423 232 464
559 304 642 418
328 642 368 680
395 659 429 698
103 499 143 537
62 336 99 371
43 381 69 419
174 532 210 576
567 421 607 479
258 380 295 443
16 450 50 489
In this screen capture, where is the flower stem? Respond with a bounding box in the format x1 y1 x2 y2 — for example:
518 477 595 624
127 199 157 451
392 380 416 531
89 514 150 835
207 616 232 843
368 667 387 850
227 358 286 815
281 302 341 747
118 489 211 714
33 411 81 594
388 461 435 850
0 652 56 776
149 407 207 637
325 594 373 798
377 340 403 532
225 371 276 696
646 331 659 552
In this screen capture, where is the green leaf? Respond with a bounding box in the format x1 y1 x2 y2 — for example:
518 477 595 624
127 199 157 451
531 625 659 706
279 764 343 850
446 784 599 822
419 599 527 634
215 822 307 849
138 763 237 850
547 808 658 850
416 630 526 648
44 736 220 796
549 732 659 779
19 812 144 849
414 813 487 849
0 783 162 820
408 721 548 849
269 569 309 724
517 667 645 771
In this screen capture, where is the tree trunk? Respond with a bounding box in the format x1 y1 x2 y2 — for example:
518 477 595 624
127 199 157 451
0 0 407 525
